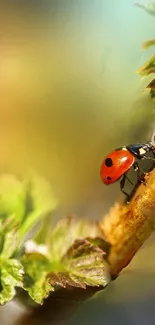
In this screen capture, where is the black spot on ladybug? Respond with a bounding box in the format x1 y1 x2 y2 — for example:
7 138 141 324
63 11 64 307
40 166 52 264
107 176 111 180
105 158 113 167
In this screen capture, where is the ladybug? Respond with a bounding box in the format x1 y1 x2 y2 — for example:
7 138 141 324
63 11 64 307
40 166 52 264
100 142 155 201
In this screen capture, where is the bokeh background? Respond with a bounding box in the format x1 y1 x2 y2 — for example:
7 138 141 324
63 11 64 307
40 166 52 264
1 0 155 324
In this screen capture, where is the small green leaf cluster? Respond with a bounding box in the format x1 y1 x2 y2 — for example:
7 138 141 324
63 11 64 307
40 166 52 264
0 173 110 305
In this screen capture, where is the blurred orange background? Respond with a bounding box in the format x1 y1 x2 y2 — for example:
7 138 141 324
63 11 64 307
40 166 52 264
0 0 154 217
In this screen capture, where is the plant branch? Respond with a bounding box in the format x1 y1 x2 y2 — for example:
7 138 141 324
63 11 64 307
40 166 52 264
100 169 155 279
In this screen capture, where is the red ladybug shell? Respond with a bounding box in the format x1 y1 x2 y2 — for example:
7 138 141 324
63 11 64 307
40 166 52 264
100 148 135 185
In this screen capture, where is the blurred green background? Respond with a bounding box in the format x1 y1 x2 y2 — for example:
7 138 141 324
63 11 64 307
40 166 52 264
1 1 155 324
0 0 155 218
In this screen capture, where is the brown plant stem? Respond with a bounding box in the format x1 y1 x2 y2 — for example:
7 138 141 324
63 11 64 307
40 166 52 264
100 169 155 279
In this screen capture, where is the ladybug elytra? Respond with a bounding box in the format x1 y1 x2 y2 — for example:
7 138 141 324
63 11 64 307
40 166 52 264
100 142 155 202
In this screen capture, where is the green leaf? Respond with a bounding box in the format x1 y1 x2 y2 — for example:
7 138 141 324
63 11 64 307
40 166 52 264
1 228 18 259
0 225 23 305
134 2 155 16
0 172 59 305
61 238 110 287
20 218 110 304
47 238 110 290
21 253 52 304
46 217 110 289
142 39 155 49
85 237 111 255
47 271 86 289
0 259 23 305
145 79 155 101
0 174 26 223
48 217 103 264
144 79 155 102
19 172 59 241
145 79 155 90
0 172 58 243
137 55 155 76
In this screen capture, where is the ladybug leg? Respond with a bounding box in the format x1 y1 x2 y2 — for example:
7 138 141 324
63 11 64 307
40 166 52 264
125 175 134 185
133 162 146 185
141 153 155 172
142 154 155 161
152 150 155 168
120 175 130 202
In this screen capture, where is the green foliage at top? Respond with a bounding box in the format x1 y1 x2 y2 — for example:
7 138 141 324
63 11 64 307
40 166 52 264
136 3 155 102
137 55 155 76
135 2 155 16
